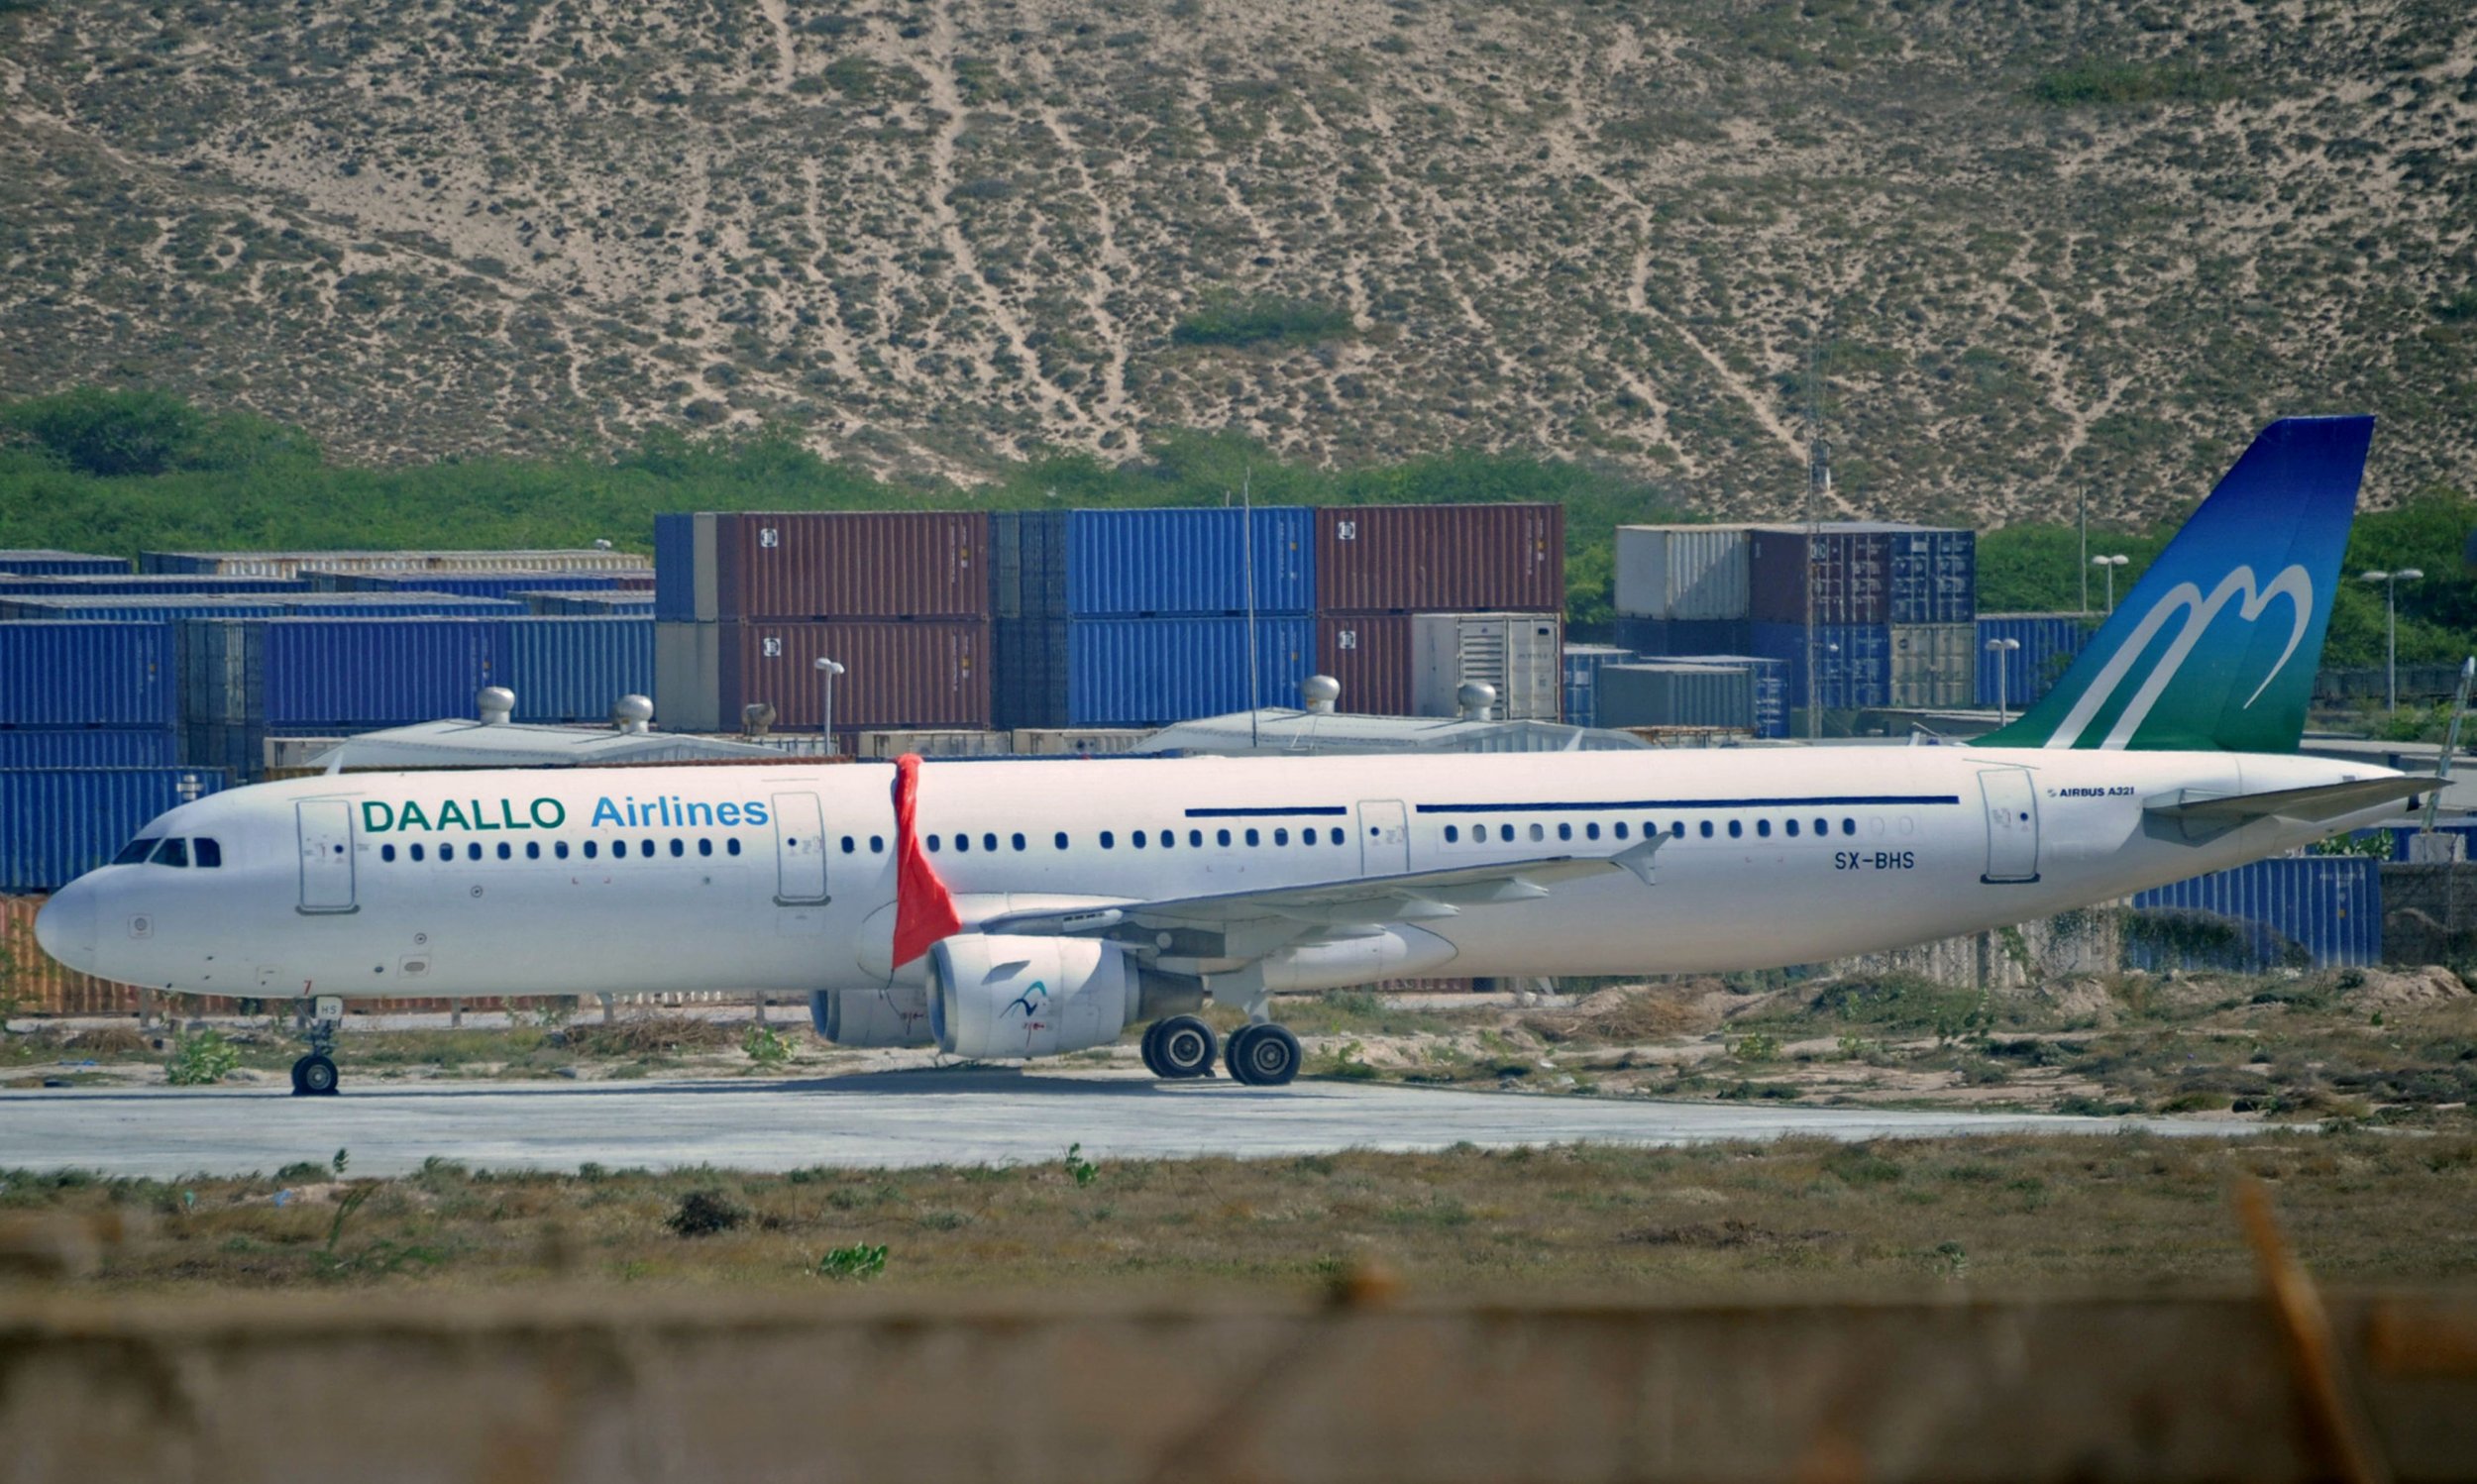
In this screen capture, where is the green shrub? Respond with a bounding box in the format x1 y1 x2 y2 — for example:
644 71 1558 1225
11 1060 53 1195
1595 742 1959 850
165 1029 239 1085
742 1024 792 1069
815 1242 888 1280
1170 294 1352 349
667 1188 746 1237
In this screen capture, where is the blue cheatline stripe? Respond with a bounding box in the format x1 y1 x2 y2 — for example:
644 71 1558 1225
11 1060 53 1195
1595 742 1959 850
1415 795 1963 814
1184 804 1351 817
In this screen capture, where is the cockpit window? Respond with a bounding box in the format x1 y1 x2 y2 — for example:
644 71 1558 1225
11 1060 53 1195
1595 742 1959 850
151 837 190 868
113 837 161 866
193 838 222 868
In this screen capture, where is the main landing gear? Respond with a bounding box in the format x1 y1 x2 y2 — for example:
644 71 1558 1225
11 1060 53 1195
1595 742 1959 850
290 998 342 1097
1138 1013 1302 1086
1140 1014 1218 1080
1225 1022 1302 1087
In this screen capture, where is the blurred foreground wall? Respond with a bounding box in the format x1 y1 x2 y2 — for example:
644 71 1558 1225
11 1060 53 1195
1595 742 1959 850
3 1288 2474 1482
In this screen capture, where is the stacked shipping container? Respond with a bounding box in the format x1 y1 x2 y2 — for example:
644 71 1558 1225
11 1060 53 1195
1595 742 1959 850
0 623 181 770
1316 504 1564 719
0 768 231 892
143 549 645 579
1561 644 1634 728
1976 613 2091 711
0 551 131 577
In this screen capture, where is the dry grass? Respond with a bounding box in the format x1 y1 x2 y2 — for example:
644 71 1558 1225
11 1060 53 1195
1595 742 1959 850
5 1131 2474 1298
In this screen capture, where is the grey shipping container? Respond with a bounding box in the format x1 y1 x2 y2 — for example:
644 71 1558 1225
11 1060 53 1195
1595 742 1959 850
0 622 177 727
142 550 646 579
0 767 230 892
0 550 130 577
1316 504 1563 613
658 620 991 734
1888 623 1976 709
1641 654 1790 739
1561 644 1635 728
1593 664 1756 732
2127 858 2380 971
1410 613 1562 720
1613 526 1750 620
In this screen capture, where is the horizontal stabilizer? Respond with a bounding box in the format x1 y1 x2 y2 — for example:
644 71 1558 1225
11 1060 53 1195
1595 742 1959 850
2144 775 2430 841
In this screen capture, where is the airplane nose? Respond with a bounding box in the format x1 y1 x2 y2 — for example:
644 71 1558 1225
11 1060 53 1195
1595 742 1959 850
33 880 97 973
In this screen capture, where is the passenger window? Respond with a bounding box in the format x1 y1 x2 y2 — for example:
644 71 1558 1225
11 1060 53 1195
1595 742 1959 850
1100 831 1115 849
1273 827 1289 846
1217 829 1232 847
872 836 886 853
410 843 425 862
698 839 711 857
1843 818 1857 835
1815 818 1829 836
983 833 997 852
641 838 654 857
1244 828 1260 847
1555 822 1570 841
526 842 541 860
927 834 941 852
1132 831 1147 849
612 840 628 859
151 838 189 868
1445 825 1459 843
1528 823 1545 843
1498 824 1513 842
1585 822 1600 841
1757 819 1771 838
1189 829 1204 847
840 836 855 854
1785 819 1799 837
1699 821 1714 838
555 841 570 860
1159 830 1174 850
1670 822 1685 838
955 833 970 853
1728 820 1743 839
194 838 222 868
1054 832 1069 850
585 841 599 859
1614 822 1629 840
670 839 685 858
497 842 512 859
1012 833 1025 851
471 843 485 861
726 839 742 856
381 844 397 863
113 837 160 866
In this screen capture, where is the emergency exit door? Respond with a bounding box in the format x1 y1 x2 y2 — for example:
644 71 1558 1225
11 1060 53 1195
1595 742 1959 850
296 799 357 913
1979 769 2041 884
773 792 829 904
1357 799 1411 876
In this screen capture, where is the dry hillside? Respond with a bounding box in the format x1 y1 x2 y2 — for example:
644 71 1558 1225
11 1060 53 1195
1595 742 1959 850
1 0 2471 519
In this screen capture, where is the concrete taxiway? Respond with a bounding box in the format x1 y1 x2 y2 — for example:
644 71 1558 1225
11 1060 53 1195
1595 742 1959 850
0 1069 2255 1178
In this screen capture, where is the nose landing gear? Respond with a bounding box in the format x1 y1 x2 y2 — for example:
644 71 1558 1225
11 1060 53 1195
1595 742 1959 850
290 997 343 1097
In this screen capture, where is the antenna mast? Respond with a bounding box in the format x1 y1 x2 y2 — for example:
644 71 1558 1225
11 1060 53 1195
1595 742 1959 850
1242 467 1260 748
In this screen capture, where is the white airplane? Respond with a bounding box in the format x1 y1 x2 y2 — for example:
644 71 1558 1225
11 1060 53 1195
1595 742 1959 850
37 417 2430 1095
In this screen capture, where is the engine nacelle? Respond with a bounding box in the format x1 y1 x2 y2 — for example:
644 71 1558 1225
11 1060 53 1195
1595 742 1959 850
810 986 934 1048
928 935 1199 1060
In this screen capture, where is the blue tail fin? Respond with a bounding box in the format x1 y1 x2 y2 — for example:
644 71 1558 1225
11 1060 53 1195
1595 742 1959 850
1979 415 2373 753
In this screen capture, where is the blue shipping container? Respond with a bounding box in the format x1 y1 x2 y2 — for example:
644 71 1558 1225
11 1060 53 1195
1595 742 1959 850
0 551 130 577
504 618 656 724
1560 644 1634 728
1749 622 1891 710
1885 527 1977 625
0 622 177 726
183 617 511 727
0 576 311 597
0 767 231 892
997 616 1315 727
0 727 178 767
1610 617 1752 658
307 571 630 598
1643 654 1791 739
996 508 1315 618
1976 613 2091 710
2127 857 2380 971
0 594 522 622
521 590 657 616
654 513 698 621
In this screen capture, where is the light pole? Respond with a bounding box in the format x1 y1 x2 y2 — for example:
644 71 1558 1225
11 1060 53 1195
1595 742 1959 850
2091 554 2128 613
2361 569 2423 709
1984 637 2020 724
812 656 844 753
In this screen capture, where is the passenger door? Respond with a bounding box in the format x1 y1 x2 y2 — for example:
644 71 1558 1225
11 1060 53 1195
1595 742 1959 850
1356 799 1411 876
296 800 357 913
773 792 830 905
1979 769 2040 884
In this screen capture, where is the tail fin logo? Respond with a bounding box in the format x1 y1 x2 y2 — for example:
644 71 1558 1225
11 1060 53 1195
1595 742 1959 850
2044 564 2314 749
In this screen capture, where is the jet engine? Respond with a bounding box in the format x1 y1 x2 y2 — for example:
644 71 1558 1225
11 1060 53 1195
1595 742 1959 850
927 935 1200 1059
810 985 934 1048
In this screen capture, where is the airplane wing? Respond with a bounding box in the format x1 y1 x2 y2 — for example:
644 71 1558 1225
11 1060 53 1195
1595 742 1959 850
976 836 1663 937
2144 776 2432 840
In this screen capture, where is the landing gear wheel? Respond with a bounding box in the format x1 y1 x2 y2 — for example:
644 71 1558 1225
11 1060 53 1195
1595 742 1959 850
1150 1015 1218 1080
1139 1019 1169 1078
292 1054 339 1098
1226 1022 1301 1087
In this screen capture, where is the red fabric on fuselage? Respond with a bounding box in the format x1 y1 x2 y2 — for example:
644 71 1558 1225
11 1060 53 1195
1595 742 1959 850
891 753 962 966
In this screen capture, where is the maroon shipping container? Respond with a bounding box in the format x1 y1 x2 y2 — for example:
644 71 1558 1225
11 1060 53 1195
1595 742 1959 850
722 620 992 729
1746 526 1891 626
715 512 990 622
1317 613 1414 715
1315 505 1563 614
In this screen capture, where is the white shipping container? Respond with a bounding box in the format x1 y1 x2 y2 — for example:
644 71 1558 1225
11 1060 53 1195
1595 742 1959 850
1614 526 1751 620
1010 728 1154 756
1888 622 1975 709
857 730 1013 759
654 620 724 733
1410 613 1562 720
